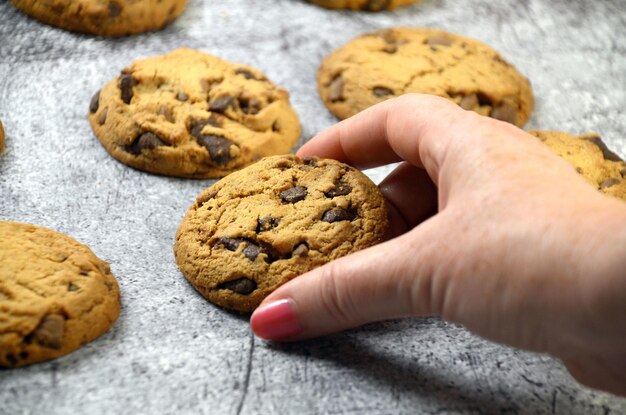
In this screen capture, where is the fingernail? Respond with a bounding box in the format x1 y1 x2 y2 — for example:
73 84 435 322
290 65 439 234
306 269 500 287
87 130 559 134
250 299 302 340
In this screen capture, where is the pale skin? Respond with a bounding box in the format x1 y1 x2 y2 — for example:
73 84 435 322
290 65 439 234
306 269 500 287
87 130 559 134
250 94 626 396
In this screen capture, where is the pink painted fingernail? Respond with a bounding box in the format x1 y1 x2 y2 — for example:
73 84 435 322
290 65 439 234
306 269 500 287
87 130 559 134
250 299 302 340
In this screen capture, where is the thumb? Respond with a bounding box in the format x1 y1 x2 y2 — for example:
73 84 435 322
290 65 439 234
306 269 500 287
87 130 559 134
250 220 445 341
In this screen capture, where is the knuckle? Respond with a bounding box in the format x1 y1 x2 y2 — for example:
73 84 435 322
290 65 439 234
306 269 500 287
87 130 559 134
317 264 356 325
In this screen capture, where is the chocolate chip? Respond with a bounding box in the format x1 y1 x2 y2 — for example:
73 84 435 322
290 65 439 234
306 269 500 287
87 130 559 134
292 243 309 257
239 97 262 115
209 96 235 113
426 35 453 47
322 207 356 223
383 43 398 54
364 0 390 11
302 156 318 166
575 167 584 174
242 242 263 261
325 182 352 198
158 105 174 123
108 1 122 17
176 91 189 102
490 101 518 125
600 178 621 189
219 237 242 252
272 121 281 132
621 168 626 178
200 79 211 93
583 136 624 162
257 216 280 232
235 68 258 80
219 278 257 295
476 92 493 106
98 108 108 125
459 93 479 110
328 75 344 102
373 87 393 97
34 314 65 349
280 186 307 203
219 238 264 261
6 354 17 366
189 117 221 138
68 283 79 292
89 90 100 113
119 74 135 104
378 29 396 44
125 132 168 155
376 30 400 52
197 134 234 165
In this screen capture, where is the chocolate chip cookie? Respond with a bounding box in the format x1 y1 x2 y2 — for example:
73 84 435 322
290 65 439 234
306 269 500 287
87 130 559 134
10 0 187 36
307 0 418 11
89 48 301 178
0 119 5 154
0 222 121 367
174 155 390 312
530 130 626 201
318 28 534 127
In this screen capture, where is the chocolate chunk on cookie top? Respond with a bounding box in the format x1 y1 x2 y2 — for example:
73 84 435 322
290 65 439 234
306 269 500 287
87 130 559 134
10 0 188 37
174 155 390 312
307 0 418 11
0 222 121 368
529 131 626 201
318 28 534 127
88 48 301 178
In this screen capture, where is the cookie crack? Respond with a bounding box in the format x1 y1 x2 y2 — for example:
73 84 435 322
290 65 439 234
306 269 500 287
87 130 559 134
399 50 469 95
14 281 47 299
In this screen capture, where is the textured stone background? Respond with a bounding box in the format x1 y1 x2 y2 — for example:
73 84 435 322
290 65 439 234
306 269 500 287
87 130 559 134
1 0 625 414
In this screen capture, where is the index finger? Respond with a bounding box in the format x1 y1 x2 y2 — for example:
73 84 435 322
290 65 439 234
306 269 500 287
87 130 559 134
297 94 471 172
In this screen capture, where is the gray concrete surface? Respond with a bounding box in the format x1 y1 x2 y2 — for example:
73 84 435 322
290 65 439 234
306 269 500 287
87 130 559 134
1 0 625 413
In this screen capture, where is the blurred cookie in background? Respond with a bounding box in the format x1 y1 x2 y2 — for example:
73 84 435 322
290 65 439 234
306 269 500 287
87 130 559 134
10 0 188 36
89 48 301 178
0 221 121 367
530 130 626 201
307 0 419 11
318 27 534 127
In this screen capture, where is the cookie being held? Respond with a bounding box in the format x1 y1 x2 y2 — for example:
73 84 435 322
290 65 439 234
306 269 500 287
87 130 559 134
530 130 626 201
307 0 419 11
10 0 188 36
318 27 534 127
89 48 301 178
0 222 121 367
174 155 390 312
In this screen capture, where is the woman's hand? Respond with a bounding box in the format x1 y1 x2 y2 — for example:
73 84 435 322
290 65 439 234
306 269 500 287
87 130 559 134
250 94 626 396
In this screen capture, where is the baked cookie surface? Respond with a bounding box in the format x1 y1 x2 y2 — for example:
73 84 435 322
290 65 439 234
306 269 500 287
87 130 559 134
318 27 534 127
0 222 120 368
174 155 390 312
89 48 301 178
307 0 418 11
10 0 188 36
530 130 626 201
